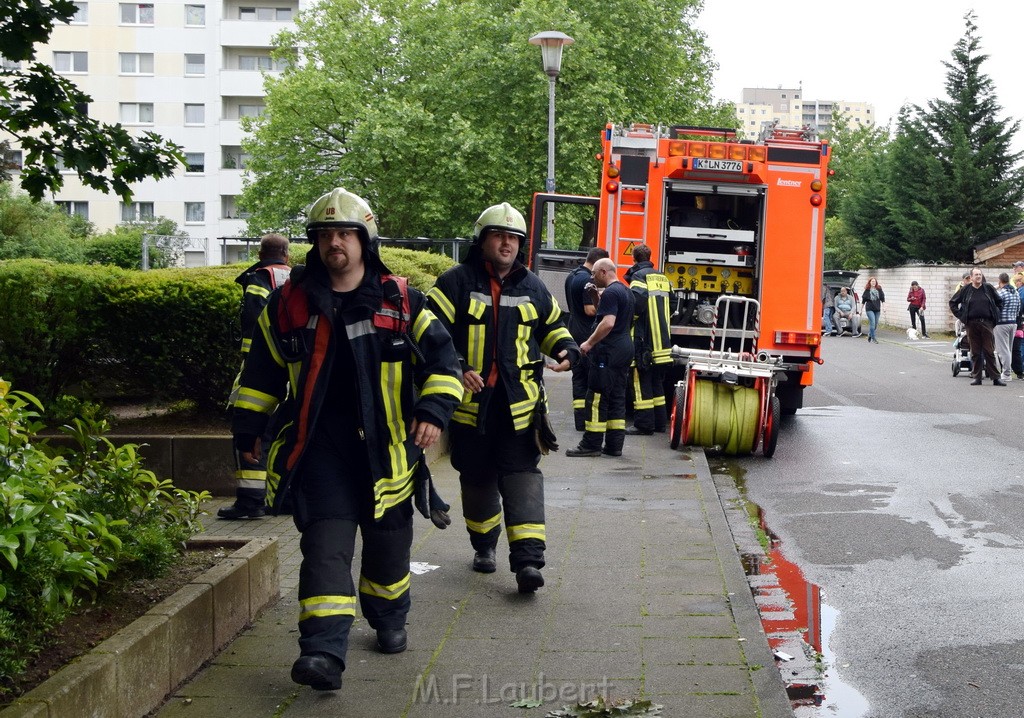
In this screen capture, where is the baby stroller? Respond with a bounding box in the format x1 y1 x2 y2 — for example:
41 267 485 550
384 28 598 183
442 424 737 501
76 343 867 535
951 320 971 376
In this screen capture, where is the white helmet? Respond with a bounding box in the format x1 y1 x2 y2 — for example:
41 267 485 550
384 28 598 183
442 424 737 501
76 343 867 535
472 202 527 243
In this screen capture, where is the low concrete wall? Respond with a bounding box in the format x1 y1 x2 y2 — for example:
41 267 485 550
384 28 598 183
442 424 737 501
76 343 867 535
860 264 1019 335
0 537 278 718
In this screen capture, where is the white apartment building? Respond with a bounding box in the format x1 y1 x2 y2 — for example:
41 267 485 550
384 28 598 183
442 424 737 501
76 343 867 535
735 86 875 139
4 0 301 265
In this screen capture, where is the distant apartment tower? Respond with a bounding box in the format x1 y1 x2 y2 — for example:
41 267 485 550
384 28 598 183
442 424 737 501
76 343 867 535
735 86 875 138
1 0 301 265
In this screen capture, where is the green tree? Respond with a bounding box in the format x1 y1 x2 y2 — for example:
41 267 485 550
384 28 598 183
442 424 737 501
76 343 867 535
888 12 1023 262
0 0 183 200
239 0 734 239
0 182 93 262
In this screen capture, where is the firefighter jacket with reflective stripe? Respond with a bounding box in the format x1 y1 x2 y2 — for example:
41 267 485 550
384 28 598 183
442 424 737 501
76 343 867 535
231 264 464 519
625 261 673 366
426 258 578 434
235 259 292 355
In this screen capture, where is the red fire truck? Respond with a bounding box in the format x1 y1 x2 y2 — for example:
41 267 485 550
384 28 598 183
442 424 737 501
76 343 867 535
530 121 831 456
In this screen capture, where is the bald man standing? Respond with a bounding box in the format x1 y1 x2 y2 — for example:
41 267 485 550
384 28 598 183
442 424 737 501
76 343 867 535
566 259 635 457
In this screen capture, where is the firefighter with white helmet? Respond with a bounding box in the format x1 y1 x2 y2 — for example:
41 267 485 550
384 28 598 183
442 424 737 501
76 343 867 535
427 202 579 593
231 187 463 691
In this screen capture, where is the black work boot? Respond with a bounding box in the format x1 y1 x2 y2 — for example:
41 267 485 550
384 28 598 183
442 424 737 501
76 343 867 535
377 628 408 654
516 565 545 594
472 547 497 573
217 503 266 520
291 652 342 691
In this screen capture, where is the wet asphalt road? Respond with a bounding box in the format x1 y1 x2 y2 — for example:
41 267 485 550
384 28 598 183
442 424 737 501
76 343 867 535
725 328 1024 718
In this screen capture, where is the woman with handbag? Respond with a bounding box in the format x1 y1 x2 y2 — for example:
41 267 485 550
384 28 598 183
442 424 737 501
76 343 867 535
907 281 928 338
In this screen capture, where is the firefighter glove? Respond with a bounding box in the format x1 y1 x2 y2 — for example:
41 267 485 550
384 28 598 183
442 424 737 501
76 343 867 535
414 460 451 529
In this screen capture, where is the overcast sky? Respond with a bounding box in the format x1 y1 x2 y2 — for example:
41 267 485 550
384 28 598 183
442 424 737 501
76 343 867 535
695 0 1022 139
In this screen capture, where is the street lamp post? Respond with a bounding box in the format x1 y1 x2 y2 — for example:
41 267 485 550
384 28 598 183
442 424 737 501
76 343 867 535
529 30 573 249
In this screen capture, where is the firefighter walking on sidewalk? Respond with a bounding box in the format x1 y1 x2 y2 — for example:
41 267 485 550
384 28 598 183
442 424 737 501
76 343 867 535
221 233 291 520
427 202 578 593
231 188 463 692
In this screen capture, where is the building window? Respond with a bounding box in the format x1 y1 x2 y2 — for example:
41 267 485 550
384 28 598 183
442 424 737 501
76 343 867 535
1 58 21 71
56 201 89 219
185 202 205 223
185 54 205 76
3 150 23 170
239 6 292 21
239 55 270 71
119 52 154 75
120 3 154 24
237 104 264 118
222 146 250 169
121 201 155 222
184 4 205 25
54 51 88 73
184 152 205 173
119 102 154 124
184 103 204 124
70 2 88 22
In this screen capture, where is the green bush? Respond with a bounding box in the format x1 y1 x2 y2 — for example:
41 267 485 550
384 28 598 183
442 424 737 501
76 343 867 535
0 183 93 263
0 380 209 689
0 247 452 409
84 218 179 269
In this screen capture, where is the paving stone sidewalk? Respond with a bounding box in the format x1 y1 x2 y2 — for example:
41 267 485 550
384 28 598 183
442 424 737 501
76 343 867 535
154 371 791 718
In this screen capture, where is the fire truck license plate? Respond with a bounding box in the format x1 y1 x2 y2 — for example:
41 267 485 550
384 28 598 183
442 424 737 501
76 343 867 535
692 158 742 172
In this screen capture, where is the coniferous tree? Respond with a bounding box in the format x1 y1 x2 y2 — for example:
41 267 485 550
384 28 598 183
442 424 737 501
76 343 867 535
891 11 1023 262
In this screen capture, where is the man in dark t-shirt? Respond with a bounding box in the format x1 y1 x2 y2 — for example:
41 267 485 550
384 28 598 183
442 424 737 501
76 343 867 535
563 247 609 430
566 258 635 457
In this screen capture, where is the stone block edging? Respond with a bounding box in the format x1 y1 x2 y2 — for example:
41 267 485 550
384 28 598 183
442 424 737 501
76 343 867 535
1 536 279 718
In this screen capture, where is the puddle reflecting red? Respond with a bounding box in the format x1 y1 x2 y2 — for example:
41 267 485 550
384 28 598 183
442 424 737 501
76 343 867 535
744 508 868 716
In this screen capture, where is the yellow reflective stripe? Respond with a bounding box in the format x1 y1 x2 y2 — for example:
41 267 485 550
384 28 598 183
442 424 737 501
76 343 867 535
653 394 666 407
246 284 270 299
257 310 286 367
426 287 455 323
359 573 411 600
572 398 586 409
546 301 563 324
516 323 531 371
240 336 252 353
467 324 485 372
299 594 356 621
518 302 539 323
234 469 265 480
507 523 545 542
412 308 437 343
585 391 604 432
452 411 478 427
420 374 464 400
381 361 404 445
540 326 572 357
629 279 647 291
465 512 502 535
607 418 626 430
235 387 277 414
372 468 415 519
237 477 266 489
467 294 488 319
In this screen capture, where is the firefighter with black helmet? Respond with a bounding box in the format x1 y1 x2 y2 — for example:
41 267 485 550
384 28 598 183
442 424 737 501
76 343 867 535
231 188 463 692
426 202 579 594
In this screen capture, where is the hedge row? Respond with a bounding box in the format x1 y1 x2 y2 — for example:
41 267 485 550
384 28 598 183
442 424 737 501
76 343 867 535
0 247 453 409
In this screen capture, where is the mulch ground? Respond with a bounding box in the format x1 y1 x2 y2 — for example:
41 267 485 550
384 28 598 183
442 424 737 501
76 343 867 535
0 548 226 707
